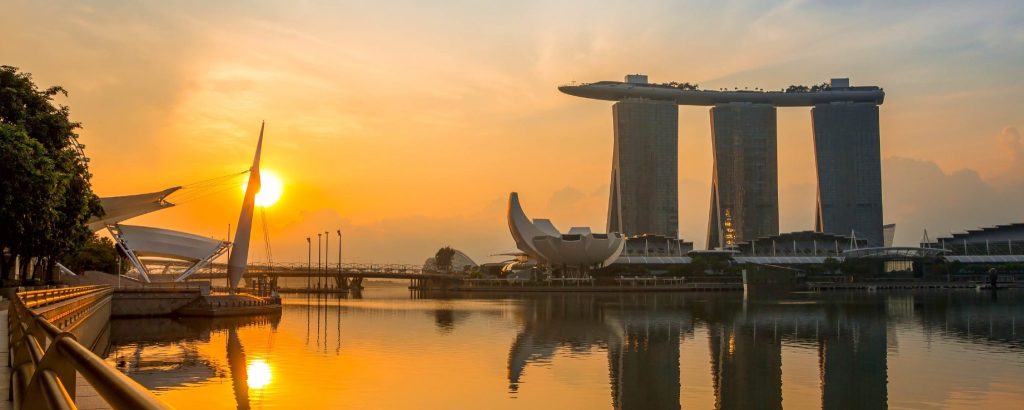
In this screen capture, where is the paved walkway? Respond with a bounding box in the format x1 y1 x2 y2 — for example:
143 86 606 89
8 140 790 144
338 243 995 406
75 373 110 410
1 307 12 410
0 302 109 410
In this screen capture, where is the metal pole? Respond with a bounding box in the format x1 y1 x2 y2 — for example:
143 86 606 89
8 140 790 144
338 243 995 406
227 223 231 288
324 231 330 290
307 237 311 289
317 234 322 289
337 229 342 287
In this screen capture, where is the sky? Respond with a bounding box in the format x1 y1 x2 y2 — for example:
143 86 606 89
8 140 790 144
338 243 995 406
3 0 1023 265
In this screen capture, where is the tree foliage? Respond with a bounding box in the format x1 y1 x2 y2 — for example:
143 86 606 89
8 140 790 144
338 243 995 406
434 246 456 272
62 234 123 274
0 65 102 283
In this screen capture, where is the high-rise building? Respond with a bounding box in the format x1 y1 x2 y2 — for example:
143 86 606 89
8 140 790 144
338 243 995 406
560 76 885 246
707 103 779 248
812 102 884 246
608 98 679 238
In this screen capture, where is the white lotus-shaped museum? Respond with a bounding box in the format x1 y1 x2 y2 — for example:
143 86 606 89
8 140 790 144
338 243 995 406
507 192 624 267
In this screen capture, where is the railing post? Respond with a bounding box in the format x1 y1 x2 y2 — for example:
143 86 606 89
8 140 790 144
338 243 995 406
24 333 79 405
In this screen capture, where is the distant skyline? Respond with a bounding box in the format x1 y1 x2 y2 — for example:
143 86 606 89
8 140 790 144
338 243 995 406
3 0 1023 264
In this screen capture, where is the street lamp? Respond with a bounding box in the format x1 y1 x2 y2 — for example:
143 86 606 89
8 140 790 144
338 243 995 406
306 237 311 290
324 231 330 290
336 229 342 289
317 233 322 290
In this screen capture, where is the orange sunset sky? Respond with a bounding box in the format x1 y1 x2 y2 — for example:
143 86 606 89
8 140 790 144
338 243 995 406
3 1 1023 264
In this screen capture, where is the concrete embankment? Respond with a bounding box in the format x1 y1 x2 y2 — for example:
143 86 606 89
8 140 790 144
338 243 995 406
112 289 202 317
449 281 1018 293
451 283 743 293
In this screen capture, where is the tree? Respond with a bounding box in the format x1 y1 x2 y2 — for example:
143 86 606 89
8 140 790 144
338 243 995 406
0 65 102 283
62 234 123 275
434 246 456 272
0 123 62 280
822 257 842 274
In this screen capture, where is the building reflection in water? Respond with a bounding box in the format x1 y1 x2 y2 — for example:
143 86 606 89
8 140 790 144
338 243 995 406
106 290 1021 409
504 291 1020 410
107 313 283 410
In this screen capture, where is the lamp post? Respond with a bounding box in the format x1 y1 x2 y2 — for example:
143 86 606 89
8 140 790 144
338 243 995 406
317 233 322 290
336 229 342 289
324 231 330 290
306 237 311 290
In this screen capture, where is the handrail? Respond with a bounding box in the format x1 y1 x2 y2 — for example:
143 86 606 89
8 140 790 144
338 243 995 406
8 285 173 409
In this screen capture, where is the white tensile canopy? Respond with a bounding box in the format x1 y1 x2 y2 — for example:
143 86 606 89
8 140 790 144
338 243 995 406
87 187 181 232
111 224 228 283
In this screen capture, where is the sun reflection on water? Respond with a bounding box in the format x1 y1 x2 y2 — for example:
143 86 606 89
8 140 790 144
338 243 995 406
247 359 272 389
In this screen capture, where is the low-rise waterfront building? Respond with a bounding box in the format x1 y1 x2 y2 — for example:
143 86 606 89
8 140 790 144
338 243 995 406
621 234 694 257
736 231 867 257
921 223 1024 256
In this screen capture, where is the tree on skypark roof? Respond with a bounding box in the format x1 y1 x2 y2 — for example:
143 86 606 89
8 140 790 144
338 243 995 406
0 65 103 285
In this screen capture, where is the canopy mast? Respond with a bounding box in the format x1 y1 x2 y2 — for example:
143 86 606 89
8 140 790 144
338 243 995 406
227 122 264 291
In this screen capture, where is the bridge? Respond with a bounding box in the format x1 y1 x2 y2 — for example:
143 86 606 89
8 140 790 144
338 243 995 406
142 261 462 279
131 260 465 291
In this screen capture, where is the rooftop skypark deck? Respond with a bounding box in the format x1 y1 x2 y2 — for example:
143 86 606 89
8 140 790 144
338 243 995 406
559 77 885 106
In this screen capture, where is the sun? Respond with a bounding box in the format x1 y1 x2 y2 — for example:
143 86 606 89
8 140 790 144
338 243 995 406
242 169 284 207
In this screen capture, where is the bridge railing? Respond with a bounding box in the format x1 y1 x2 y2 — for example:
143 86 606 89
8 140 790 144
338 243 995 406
8 285 172 409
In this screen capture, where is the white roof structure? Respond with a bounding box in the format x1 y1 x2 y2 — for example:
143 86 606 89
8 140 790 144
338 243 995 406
944 255 1024 263
613 256 693 265
87 187 181 232
110 224 229 283
507 192 623 267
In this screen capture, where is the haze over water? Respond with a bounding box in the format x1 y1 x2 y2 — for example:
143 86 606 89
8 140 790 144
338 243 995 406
104 286 1024 409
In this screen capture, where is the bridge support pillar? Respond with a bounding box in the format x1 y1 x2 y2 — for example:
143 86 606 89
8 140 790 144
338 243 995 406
334 276 349 290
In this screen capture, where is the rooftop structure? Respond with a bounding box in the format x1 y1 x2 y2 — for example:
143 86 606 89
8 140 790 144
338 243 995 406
735 231 867 257
621 234 694 257
87 187 181 232
559 78 884 107
922 223 1024 255
110 224 229 283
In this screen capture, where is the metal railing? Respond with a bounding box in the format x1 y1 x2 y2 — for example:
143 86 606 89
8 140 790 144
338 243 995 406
8 285 172 409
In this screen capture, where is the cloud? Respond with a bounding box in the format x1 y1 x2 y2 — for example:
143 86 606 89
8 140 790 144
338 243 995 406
883 156 1024 246
546 187 587 210
993 126 1024 186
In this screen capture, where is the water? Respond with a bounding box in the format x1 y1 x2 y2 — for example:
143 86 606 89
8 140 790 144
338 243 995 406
104 285 1024 409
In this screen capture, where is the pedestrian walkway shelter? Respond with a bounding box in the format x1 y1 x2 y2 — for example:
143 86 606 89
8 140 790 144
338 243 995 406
109 224 229 283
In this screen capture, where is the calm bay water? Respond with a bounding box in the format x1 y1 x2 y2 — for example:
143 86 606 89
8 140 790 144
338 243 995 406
103 285 1024 409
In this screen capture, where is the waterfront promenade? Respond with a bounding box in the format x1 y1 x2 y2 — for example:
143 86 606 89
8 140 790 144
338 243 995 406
1 303 112 410
4 286 169 409
0 307 9 410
